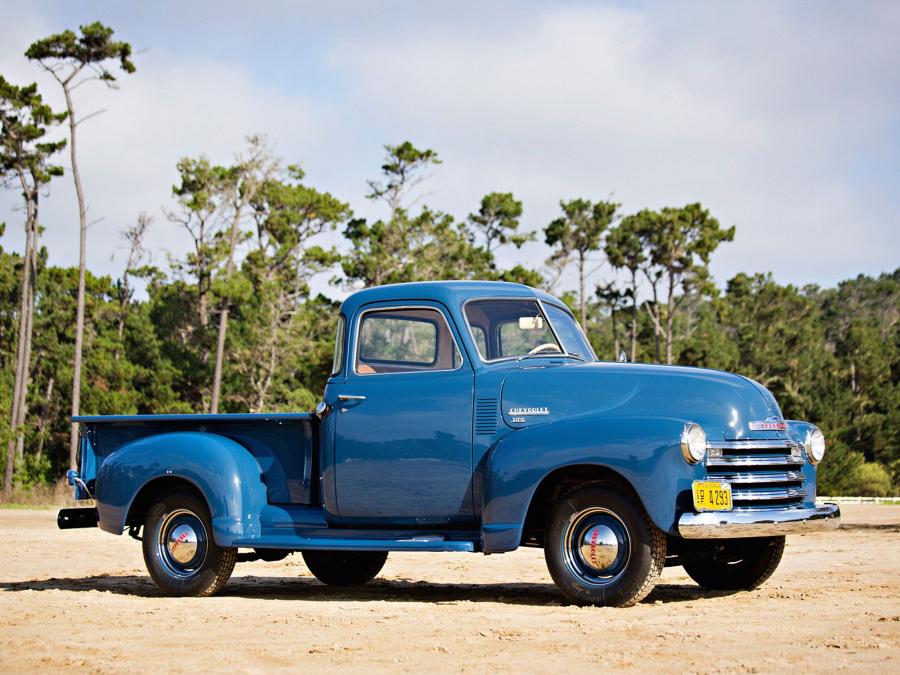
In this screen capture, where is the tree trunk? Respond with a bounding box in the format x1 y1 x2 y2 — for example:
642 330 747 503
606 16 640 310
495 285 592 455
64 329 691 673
9 226 32 451
197 218 210 328
65 82 88 469
665 274 675 365
198 274 209 327
14 268 35 463
610 308 620 360
578 251 587 329
117 269 129 342
646 279 661 363
210 197 246 414
210 306 229 413
5 178 38 493
629 270 638 363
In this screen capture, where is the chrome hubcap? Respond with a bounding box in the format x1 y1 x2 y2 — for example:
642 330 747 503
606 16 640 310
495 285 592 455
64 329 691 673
562 507 631 587
578 524 620 572
156 508 207 578
167 523 199 564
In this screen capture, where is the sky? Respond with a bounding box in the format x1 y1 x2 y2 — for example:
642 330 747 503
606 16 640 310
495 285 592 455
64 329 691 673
1 1 898 301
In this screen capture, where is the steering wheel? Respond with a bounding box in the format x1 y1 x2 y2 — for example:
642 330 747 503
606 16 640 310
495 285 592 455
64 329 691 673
527 343 562 355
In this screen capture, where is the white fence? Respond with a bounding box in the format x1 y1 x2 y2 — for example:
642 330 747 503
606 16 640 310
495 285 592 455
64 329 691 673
817 496 899 504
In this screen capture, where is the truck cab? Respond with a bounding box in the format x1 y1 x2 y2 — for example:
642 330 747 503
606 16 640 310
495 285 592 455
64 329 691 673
61 281 840 606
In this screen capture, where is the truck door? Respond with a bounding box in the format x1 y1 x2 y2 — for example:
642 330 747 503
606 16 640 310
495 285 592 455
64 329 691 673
330 303 475 524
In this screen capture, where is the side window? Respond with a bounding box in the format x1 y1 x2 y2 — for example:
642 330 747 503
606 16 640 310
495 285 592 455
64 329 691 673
356 308 462 375
331 315 345 375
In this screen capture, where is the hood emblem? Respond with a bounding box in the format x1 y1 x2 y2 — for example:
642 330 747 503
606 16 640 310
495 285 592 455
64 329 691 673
508 406 549 417
748 419 788 431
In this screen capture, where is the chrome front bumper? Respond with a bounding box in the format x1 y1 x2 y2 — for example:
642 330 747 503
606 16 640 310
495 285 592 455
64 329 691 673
678 503 841 539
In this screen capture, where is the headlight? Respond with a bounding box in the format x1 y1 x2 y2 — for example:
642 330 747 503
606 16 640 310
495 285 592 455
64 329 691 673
806 428 826 464
681 424 707 464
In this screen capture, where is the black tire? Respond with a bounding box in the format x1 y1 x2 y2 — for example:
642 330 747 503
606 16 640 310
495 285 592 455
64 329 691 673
142 489 236 597
682 536 785 590
301 550 388 586
544 485 665 607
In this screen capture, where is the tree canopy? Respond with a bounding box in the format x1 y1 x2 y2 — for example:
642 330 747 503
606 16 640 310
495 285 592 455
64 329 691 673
0 24 896 499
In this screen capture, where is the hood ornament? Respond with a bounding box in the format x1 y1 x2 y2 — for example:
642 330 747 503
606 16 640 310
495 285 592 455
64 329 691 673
748 418 788 431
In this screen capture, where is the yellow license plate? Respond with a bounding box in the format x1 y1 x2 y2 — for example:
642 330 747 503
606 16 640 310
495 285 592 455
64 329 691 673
692 481 733 512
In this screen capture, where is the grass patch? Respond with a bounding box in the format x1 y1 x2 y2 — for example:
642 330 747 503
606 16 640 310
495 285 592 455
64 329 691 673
0 480 77 509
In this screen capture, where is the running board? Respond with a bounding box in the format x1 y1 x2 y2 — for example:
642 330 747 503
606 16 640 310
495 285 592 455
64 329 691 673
231 534 477 553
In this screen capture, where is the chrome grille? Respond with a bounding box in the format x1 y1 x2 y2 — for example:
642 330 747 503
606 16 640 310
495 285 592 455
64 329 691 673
706 439 806 507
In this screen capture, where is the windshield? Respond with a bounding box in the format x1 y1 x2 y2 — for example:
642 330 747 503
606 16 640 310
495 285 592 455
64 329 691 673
464 299 594 362
542 303 595 361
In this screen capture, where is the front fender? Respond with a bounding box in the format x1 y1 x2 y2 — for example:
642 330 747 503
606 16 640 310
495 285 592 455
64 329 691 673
481 416 698 552
95 431 268 546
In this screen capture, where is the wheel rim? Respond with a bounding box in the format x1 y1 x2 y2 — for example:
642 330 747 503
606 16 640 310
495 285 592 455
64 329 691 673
561 507 631 588
156 508 208 579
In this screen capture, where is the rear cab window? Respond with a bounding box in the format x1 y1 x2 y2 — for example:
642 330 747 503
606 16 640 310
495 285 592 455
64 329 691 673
331 314 346 376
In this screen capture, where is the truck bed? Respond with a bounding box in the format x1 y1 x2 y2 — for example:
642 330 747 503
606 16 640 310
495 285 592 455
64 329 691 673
75 413 318 505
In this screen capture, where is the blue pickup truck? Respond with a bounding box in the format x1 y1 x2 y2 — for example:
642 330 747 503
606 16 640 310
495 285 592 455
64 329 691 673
59 281 840 606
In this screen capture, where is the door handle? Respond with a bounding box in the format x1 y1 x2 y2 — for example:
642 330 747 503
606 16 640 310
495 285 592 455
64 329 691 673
338 394 367 401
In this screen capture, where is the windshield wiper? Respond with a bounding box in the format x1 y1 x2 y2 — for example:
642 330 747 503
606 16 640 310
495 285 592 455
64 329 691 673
516 350 587 364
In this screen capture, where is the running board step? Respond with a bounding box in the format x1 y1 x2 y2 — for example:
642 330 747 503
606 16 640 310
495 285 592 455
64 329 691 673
231 534 477 553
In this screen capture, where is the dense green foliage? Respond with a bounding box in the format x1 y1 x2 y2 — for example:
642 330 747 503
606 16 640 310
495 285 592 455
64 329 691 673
1 140 895 495
1 25 896 497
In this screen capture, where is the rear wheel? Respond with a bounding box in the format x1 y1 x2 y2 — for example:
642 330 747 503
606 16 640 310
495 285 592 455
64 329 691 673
544 485 665 607
301 550 388 586
142 489 236 597
682 536 785 590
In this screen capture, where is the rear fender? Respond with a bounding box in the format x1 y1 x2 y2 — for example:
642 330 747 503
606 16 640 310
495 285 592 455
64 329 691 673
480 416 697 552
95 431 268 546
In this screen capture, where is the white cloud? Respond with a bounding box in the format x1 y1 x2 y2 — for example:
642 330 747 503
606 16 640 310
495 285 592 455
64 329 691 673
1 8 327 286
1 1 897 303
326 2 900 289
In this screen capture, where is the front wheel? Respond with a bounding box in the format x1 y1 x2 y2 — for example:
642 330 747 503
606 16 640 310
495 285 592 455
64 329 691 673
681 536 785 590
544 485 666 607
302 550 388 586
142 489 236 597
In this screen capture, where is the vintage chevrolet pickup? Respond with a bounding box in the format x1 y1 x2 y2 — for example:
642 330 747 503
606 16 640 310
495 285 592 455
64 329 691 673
59 281 840 606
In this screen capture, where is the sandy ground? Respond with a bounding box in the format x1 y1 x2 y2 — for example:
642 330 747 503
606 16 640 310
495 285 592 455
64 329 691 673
0 505 898 673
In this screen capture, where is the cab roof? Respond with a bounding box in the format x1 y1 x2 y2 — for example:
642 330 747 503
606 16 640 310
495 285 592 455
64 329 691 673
339 280 562 317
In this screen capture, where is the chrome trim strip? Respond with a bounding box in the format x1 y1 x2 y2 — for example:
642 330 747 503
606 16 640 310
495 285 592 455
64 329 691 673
714 471 803 484
707 455 805 467
731 488 806 501
678 503 840 539
707 439 799 450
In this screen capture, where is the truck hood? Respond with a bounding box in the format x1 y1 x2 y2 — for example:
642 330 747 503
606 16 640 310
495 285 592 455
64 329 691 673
499 361 786 442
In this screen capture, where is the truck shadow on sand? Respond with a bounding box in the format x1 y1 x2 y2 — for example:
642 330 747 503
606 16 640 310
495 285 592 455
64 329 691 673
0 574 735 605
